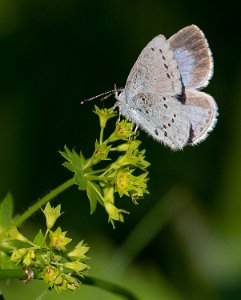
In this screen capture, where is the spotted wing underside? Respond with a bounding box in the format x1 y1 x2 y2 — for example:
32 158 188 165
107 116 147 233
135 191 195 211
124 92 190 150
125 34 183 98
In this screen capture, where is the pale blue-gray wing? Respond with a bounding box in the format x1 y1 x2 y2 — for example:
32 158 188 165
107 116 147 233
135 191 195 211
116 26 217 149
118 91 190 150
168 25 217 145
124 34 183 100
183 90 218 145
168 25 213 89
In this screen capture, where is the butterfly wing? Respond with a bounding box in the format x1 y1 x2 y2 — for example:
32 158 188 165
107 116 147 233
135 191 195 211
168 25 213 89
117 33 190 150
123 92 190 150
116 25 217 149
184 90 218 144
124 34 183 98
169 25 218 143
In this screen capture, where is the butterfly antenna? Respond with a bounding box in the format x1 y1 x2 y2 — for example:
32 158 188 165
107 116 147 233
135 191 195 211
81 89 115 104
81 85 123 104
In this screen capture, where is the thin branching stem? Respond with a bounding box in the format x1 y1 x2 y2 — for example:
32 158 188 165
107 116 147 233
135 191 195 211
0 271 139 300
13 178 75 227
82 276 139 300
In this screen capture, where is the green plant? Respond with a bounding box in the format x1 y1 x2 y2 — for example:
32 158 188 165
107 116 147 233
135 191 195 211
0 106 149 298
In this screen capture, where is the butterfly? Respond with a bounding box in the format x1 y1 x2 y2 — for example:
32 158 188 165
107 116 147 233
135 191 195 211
115 25 218 150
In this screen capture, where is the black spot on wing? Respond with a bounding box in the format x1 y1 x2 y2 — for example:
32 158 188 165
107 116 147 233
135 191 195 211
187 124 195 144
176 82 186 104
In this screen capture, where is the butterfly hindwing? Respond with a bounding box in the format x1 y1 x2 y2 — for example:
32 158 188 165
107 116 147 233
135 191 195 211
119 92 191 150
184 89 218 144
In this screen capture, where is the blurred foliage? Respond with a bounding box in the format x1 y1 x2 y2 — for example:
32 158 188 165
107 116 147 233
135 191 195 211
0 0 241 299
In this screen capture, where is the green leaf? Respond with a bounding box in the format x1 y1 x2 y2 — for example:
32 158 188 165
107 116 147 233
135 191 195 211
86 181 103 214
60 146 86 172
60 146 87 190
0 193 14 233
33 229 45 246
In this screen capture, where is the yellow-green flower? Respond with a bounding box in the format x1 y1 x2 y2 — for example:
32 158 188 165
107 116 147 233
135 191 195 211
109 120 134 142
41 266 60 287
11 247 37 266
93 106 117 129
64 261 89 273
11 248 28 264
104 202 129 228
103 187 114 203
115 142 130 152
42 203 62 229
41 266 80 292
22 248 36 266
67 241 90 260
116 169 131 197
116 168 149 202
49 227 72 251
8 226 30 243
92 141 111 164
113 140 150 170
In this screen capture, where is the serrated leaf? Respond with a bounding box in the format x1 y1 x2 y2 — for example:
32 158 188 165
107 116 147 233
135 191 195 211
60 146 86 171
0 193 14 233
60 146 89 190
33 229 45 246
86 182 103 214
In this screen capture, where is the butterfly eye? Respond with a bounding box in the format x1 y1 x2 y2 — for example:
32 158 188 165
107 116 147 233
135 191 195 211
116 90 122 97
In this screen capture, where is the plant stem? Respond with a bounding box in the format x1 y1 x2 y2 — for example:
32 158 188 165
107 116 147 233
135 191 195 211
0 269 25 280
13 178 75 227
85 175 112 181
0 271 139 300
100 127 104 144
82 276 139 300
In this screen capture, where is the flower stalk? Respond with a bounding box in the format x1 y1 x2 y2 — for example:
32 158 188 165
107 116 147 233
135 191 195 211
60 105 150 227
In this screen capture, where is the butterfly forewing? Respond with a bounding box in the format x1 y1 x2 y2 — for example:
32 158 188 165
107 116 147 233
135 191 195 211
125 34 183 98
168 25 213 89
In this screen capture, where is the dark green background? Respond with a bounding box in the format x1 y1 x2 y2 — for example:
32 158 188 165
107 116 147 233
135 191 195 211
0 1 241 299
